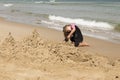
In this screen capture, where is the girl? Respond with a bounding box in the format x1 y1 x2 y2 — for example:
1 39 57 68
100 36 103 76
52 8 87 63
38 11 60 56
63 24 89 47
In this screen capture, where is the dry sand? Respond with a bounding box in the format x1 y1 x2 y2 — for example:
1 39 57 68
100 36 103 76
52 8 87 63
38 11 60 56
0 17 120 80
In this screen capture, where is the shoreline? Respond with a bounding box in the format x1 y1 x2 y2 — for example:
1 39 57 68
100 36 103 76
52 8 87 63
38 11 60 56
0 17 120 59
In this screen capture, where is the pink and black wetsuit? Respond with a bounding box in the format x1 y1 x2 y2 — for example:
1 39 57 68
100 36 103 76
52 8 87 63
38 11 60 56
70 24 83 47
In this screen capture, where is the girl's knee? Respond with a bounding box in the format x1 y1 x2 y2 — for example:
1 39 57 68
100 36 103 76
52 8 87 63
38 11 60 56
74 42 79 47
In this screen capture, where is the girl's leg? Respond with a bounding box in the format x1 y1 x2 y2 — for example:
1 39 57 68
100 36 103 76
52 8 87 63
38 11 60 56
74 41 79 47
70 37 75 42
79 41 89 47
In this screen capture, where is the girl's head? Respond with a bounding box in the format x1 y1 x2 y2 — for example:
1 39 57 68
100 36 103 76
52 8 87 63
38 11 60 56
63 24 71 33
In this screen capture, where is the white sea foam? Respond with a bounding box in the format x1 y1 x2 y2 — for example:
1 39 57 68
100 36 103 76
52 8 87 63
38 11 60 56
41 20 60 26
41 20 54 25
34 1 44 4
3 3 13 7
41 20 62 30
49 15 113 30
50 0 56 3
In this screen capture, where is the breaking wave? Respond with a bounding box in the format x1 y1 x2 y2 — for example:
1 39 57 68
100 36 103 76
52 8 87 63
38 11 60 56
3 3 13 7
49 15 113 30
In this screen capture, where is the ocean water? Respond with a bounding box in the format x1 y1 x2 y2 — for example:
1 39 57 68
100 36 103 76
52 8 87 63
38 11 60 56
0 0 120 43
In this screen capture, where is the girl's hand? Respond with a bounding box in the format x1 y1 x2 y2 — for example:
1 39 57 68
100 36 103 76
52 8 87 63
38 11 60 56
67 35 71 39
64 38 69 42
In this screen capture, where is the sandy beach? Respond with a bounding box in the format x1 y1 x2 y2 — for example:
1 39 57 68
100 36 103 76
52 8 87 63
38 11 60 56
0 17 120 80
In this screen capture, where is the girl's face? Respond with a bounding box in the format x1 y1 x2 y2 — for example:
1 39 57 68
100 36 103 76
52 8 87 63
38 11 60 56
66 26 71 32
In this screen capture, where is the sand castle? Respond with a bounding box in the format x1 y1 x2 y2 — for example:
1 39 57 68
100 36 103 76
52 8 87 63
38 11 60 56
0 30 120 80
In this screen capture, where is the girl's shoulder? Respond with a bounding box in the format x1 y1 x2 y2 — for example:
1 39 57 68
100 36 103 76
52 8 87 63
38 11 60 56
71 23 76 29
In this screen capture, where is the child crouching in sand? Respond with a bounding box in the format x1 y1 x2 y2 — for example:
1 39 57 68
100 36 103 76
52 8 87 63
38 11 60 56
63 24 89 47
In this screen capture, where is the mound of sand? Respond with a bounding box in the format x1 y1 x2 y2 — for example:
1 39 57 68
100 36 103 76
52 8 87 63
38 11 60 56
0 30 110 66
0 30 120 80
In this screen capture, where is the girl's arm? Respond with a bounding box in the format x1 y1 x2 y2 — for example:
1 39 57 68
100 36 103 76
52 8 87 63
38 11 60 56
67 24 76 39
63 32 69 42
